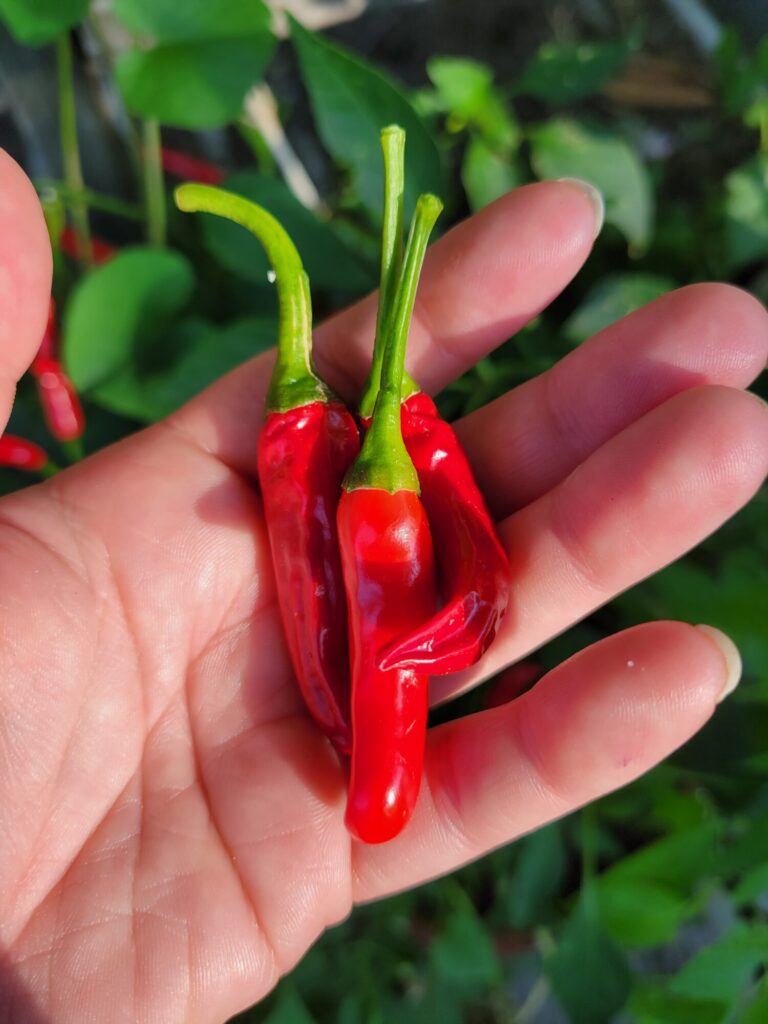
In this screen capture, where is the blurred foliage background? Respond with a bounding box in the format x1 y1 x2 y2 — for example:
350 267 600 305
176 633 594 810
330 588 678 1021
1 1 767 1021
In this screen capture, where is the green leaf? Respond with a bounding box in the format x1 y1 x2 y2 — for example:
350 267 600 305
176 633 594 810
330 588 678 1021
733 862 768 907
62 248 195 392
742 981 768 1024
427 57 519 150
0 0 88 45
290 17 442 218
430 903 501 1000
515 41 632 103
563 273 675 343
529 118 654 249
116 35 275 129
547 902 632 1024
461 136 521 211
627 984 727 1024
113 0 271 43
89 315 276 422
596 878 691 948
427 57 493 120
262 984 316 1024
600 820 721 893
724 155 768 272
504 824 565 928
670 924 768 1002
198 171 374 292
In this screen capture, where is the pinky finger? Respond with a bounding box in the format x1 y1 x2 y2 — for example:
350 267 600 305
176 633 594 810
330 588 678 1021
352 621 740 900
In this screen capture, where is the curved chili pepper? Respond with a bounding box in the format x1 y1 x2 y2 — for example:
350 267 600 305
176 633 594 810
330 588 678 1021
175 183 358 755
361 126 509 677
0 435 53 473
340 193 442 844
379 390 509 674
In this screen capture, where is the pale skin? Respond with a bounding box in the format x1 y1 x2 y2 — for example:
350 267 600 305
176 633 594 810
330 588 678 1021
0 149 767 1024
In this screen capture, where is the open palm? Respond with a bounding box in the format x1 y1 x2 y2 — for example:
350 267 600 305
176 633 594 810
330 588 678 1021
1 152 766 1024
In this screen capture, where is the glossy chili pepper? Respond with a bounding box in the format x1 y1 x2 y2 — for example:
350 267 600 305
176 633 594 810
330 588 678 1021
360 126 509 677
379 390 509 673
31 299 86 445
33 358 85 443
175 183 358 754
0 435 53 473
340 193 442 844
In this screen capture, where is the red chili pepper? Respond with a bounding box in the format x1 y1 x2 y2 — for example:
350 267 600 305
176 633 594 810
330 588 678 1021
32 357 85 443
31 299 86 444
340 192 442 844
379 391 509 673
175 184 358 754
59 225 116 265
360 127 509 677
162 146 224 186
0 435 52 472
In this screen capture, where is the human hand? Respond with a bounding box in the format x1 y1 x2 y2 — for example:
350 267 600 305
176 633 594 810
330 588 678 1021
0 151 766 1023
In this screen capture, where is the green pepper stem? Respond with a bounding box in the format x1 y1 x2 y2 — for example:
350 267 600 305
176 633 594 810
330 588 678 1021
57 32 92 267
174 184 331 412
143 119 167 247
345 193 442 493
359 126 405 419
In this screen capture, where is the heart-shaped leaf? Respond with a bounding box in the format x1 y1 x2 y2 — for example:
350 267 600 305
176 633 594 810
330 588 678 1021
62 248 195 392
89 316 277 422
0 0 88 46
113 0 271 42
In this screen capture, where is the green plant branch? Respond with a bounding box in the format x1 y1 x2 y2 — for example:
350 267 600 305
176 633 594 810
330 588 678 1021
142 119 166 247
35 181 144 221
57 32 92 266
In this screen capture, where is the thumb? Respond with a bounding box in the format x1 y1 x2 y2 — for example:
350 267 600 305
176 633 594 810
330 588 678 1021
0 149 53 432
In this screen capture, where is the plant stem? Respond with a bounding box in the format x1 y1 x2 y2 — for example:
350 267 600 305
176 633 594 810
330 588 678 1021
35 180 144 221
174 184 331 412
359 126 406 419
61 438 85 464
57 32 92 266
345 193 442 494
142 119 167 247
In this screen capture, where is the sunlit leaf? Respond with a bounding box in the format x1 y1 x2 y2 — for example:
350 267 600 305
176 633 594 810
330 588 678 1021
290 17 442 218
62 248 195 392
530 118 654 249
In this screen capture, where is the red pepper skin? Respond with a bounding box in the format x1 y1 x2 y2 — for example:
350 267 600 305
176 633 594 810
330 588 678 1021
377 392 509 675
161 147 224 186
32 357 86 443
59 226 116 265
338 488 437 844
0 435 50 472
258 401 359 754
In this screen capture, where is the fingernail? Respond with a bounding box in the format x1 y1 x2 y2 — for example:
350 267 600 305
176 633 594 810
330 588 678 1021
695 625 742 702
557 177 604 239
